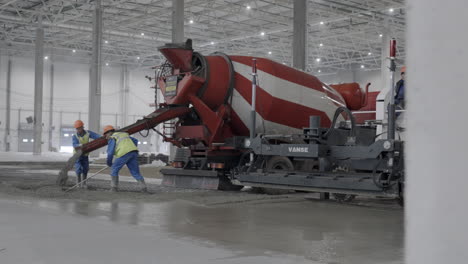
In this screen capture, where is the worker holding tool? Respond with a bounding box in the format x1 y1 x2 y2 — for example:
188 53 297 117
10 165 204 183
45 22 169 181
103 125 147 192
72 120 101 188
395 66 406 108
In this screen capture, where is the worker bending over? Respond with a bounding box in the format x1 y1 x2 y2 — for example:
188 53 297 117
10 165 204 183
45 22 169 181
103 125 147 192
72 120 100 188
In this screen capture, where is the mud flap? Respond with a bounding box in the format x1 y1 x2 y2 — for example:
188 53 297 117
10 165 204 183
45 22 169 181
161 168 220 190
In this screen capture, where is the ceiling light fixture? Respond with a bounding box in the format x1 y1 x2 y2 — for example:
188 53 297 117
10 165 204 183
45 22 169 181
316 58 321 62
189 19 194 24
246 5 251 10
260 31 265 36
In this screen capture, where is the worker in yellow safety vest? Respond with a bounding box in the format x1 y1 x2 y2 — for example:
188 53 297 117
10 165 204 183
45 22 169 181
72 120 101 188
103 125 147 192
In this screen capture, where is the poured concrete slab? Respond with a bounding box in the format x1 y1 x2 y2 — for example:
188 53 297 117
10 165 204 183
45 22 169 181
0 165 404 263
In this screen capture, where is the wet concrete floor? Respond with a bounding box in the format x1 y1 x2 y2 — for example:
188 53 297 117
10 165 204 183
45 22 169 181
0 165 404 264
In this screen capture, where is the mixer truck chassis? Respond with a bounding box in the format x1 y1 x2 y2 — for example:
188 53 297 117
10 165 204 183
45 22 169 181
161 114 404 202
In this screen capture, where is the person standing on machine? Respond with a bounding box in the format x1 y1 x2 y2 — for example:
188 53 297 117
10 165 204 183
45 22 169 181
72 120 101 188
103 125 147 192
395 66 406 109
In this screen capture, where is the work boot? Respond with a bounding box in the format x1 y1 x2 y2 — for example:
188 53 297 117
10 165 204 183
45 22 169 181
137 179 148 193
110 176 119 192
82 174 88 189
77 174 82 187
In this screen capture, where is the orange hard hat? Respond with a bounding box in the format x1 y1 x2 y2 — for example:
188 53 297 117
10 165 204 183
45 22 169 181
401 66 406 73
103 125 115 135
74 120 84 128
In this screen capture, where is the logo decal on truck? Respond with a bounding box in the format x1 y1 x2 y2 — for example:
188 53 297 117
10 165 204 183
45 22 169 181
288 147 309 153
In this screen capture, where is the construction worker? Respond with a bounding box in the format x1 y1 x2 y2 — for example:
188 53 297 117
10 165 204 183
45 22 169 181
103 125 147 192
395 66 406 108
72 120 101 188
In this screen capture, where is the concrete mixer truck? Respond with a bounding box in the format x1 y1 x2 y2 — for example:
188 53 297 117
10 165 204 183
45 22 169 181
59 39 404 204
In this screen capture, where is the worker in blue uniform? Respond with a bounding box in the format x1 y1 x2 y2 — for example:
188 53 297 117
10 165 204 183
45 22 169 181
395 66 406 108
72 120 101 188
103 125 147 192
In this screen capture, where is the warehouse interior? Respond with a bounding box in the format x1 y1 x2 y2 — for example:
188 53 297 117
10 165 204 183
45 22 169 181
0 0 467 263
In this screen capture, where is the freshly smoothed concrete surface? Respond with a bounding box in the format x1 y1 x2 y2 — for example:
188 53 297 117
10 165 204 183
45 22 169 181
0 165 403 263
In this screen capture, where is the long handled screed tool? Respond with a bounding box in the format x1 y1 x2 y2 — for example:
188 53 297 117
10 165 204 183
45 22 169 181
64 166 109 192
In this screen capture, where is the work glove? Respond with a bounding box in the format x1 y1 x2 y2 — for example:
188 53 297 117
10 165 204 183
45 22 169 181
107 156 113 167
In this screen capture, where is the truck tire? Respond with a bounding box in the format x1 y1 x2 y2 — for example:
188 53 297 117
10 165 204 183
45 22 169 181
257 156 295 195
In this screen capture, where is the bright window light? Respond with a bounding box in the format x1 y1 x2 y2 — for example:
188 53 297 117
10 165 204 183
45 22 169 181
64 133 69 137
143 141 148 145
60 146 73 153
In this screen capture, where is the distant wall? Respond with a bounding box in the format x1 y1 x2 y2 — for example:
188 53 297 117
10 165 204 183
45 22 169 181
0 55 169 154
318 69 383 92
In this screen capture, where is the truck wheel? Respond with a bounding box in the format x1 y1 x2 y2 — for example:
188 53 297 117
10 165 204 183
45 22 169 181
332 193 356 203
266 156 294 171
259 156 295 195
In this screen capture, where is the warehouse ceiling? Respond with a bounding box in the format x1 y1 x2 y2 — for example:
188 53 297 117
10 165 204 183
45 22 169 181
0 0 405 74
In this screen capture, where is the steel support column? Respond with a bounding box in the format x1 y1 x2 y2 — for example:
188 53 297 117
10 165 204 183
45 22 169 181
33 19 44 155
172 0 184 43
48 59 54 151
169 0 184 161
88 0 102 148
119 65 129 127
292 0 307 70
4 58 11 151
